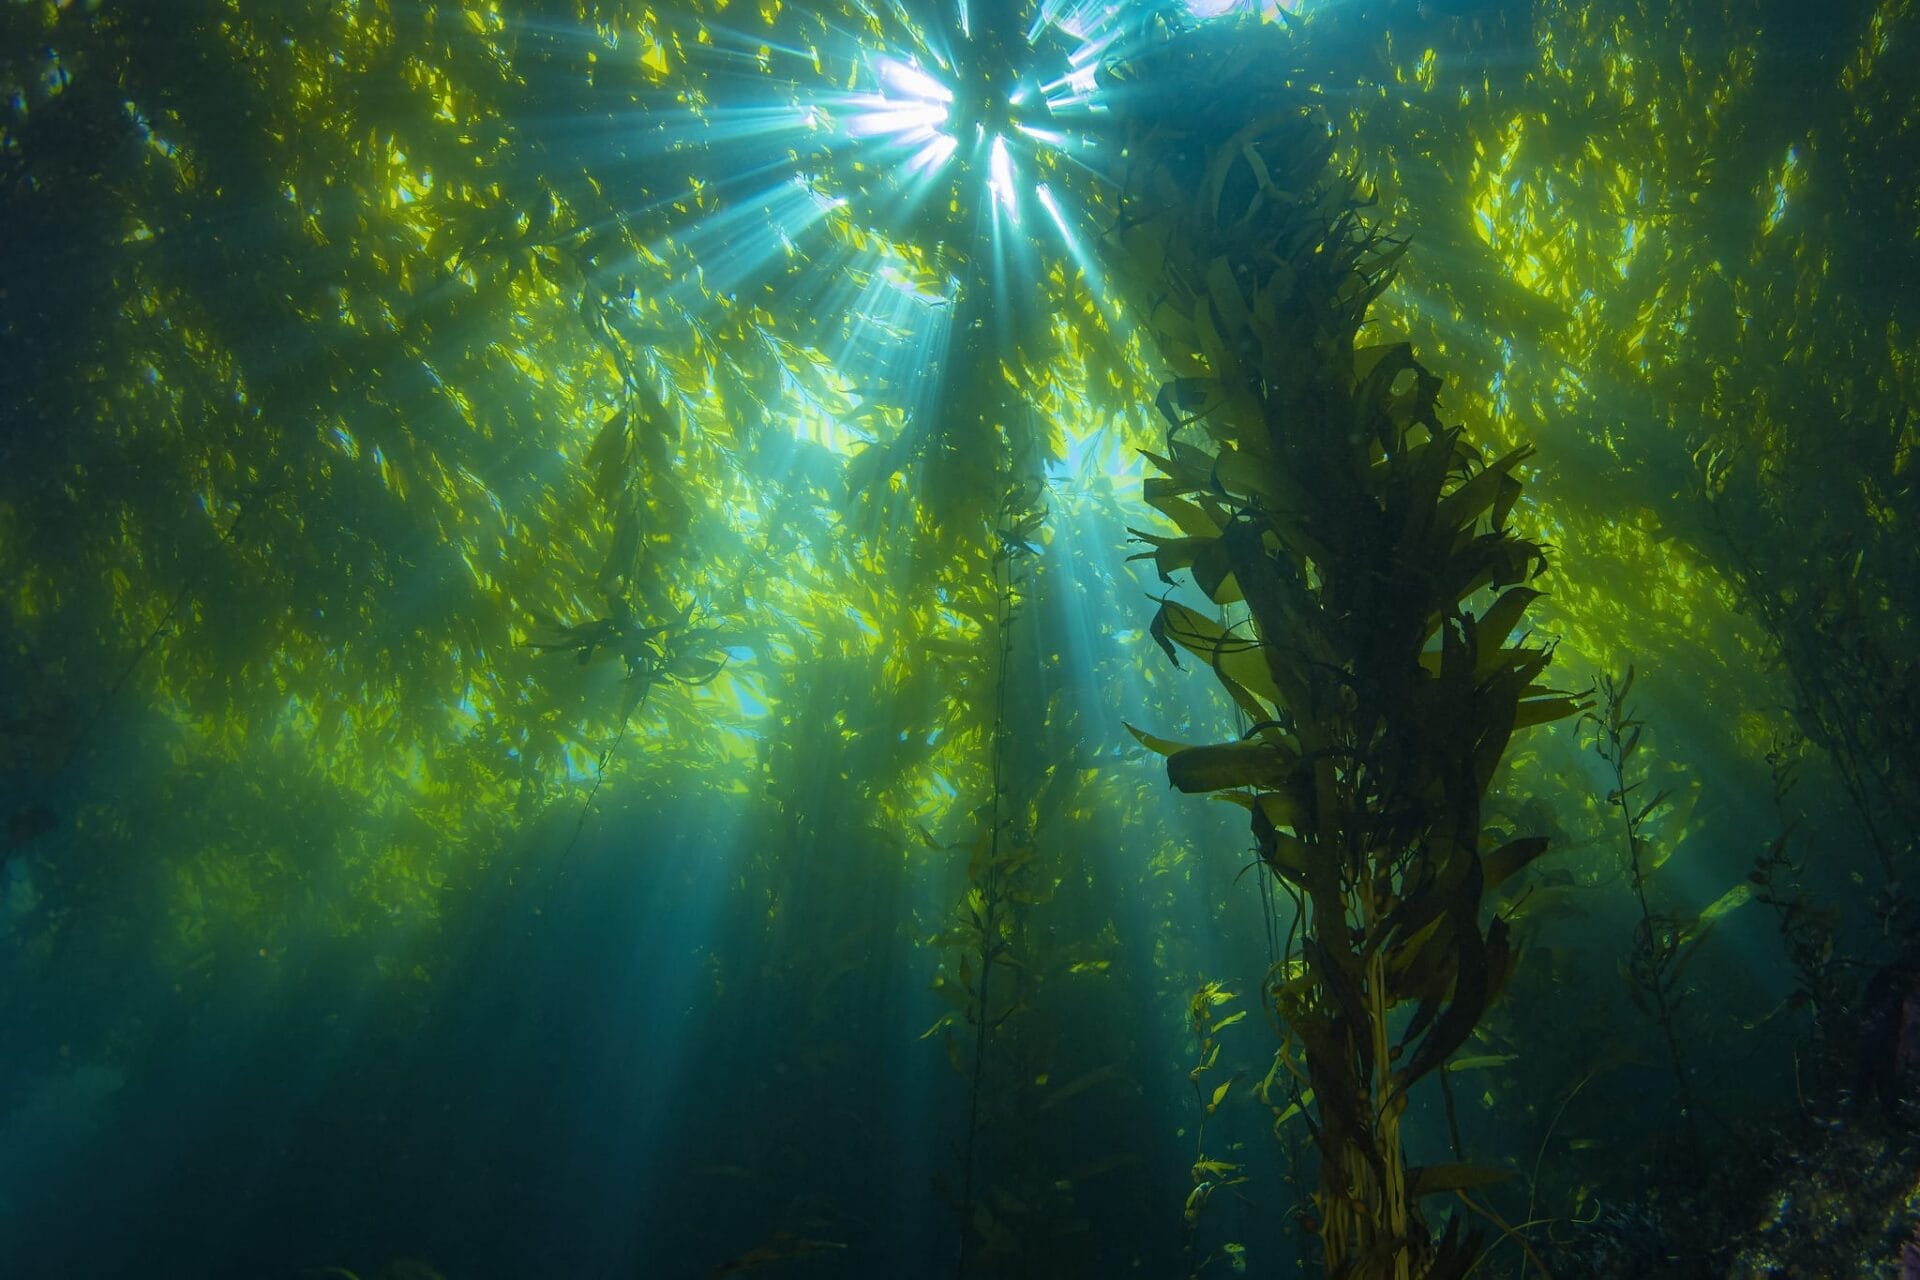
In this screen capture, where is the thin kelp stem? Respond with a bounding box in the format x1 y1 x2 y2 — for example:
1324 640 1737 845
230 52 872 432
1588 670 1699 1156
955 533 1009 1276
558 712 637 863
1182 980 1251 1277
1513 1069 1593 1278
955 487 1032 1277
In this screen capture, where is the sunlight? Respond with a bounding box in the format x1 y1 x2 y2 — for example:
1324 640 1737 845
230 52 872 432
1181 0 1310 18
986 133 1020 222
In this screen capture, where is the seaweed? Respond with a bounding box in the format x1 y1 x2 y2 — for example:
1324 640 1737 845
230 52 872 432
923 481 1054 1275
1108 24 1580 1278
1183 979 1251 1277
525 593 733 857
1582 669 1702 1157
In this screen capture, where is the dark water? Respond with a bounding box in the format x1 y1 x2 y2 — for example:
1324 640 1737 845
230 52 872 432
3 1 1916 1277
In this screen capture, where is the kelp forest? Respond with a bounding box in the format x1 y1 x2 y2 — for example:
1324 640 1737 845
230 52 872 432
2 0 1918 1276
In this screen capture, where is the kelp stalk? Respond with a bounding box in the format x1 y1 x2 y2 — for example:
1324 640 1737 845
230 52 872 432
1105 24 1581 1279
1587 669 1699 1148
945 483 1045 1276
955 503 1017 1275
1183 981 1250 1276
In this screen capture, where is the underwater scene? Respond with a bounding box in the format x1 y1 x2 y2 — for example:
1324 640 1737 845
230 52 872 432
2 0 1917 1276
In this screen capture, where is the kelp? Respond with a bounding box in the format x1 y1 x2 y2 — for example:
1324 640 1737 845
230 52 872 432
525 590 736 859
1705 482 1920 932
1583 669 1704 1151
525 596 730 723
1106 23 1580 1280
923 480 1056 1275
1746 734 1845 1081
1183 980 1250 1278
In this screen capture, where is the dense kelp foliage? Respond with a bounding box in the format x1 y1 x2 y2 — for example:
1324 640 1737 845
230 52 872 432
2 0 1917 1276
1109 28 1579 1275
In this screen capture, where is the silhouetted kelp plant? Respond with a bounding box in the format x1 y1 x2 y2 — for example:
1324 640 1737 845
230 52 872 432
925 479 1053 1273
1105 27 1584 1279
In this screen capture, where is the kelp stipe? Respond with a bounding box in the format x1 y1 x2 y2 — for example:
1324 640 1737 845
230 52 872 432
1747 733 1848 1109
923 482 1051 1276
1104 24 1581 1280
1582 669 1704 1155
1183 979 1251 1277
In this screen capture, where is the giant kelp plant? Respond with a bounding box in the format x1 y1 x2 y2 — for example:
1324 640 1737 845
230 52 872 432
1112 27 1580 1279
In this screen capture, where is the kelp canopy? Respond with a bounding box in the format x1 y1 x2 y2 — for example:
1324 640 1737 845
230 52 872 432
1 0 1915 1277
